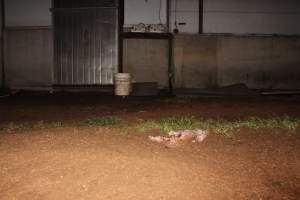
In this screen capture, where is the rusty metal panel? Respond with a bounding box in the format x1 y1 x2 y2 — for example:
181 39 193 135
53 1 118 85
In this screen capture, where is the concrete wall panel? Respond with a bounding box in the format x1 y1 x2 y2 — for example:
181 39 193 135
5 28 53 89
169 0 199 33
203 0 300 35
125 0 167 26
204 13 300 35
174 35 300 90
217 37 300 89
0 1 2 88
123 39 169 88
169 11 199 33
5 0 51 27
3 30 300 91
177 35 218 88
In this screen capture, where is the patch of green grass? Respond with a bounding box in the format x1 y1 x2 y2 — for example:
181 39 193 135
276 116 299 131
136 117 196 133
135 116 299 136
34 121 64 129
194 116 298 136
82 117 121 127
232 116 298 132
136 121 160 133
0 121 64 133
118 124 134 135
0 122 29 133
159 117 195 133
194 119 233 137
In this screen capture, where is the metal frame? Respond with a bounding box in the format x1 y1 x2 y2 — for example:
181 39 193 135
1 0 5 88
167 0 170 31
116 0 124 73
118 0 173 93
199 0 203 34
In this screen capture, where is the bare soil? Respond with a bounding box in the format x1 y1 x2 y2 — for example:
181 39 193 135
0 93 300 200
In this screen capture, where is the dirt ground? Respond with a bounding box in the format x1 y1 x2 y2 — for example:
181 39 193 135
0 93 300 200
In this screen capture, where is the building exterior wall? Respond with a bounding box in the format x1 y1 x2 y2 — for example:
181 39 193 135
0 1 2 88
217 36 300 89
174 34 300 90
174 35 218 88
124 0 167 26
4 0 300 34
3 30 300 91
2 0 300 91
5 28 53 90
123 39 169 88
0 36 2 88
203 0 300 35
5 0 51 27
169 0 199 33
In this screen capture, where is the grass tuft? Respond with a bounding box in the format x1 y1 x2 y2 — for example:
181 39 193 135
136 121 160 133
34 121 64 129
136 117 196 133
0 122 28 133
159 117 195 133
135 116 299 136
0 121 64 133
82 117 121 127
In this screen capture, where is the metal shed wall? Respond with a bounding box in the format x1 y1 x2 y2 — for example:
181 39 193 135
53 0 118 85
203 0 300 35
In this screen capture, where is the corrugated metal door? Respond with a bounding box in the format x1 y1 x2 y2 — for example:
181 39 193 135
52 0 118 85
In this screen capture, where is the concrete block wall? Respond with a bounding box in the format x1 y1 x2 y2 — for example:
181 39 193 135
174 34 300 90
5 28 53 90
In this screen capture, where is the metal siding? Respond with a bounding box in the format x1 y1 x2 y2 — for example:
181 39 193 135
54 0 117 9
53 0 118 85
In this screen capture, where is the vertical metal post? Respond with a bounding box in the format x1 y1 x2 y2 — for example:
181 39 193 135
166 0 170 32
168 36 173 95
1 0 5 88
118 0 124 73
199 0 203 34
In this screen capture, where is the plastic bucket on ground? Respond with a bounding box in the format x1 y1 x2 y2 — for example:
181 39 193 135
114 73 132 96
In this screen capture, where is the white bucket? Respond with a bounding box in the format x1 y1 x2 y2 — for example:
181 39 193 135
114 73 132 96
